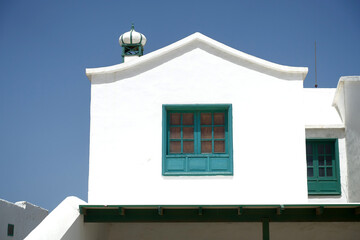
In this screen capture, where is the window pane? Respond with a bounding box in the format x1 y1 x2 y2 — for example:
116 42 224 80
306 144 313 154
307 168 313 177
170 127 181 139
319 167 325 177
214 112 225 125
170 141 181 153
214 127 225 139
183 127 194 139
183 141 194 153
306 156 313 166
201 113 212 125
214 141 225 153
201 127 212 139
183 113 194 125
318 144 324 154
201 141 212 153
325 143 332 154
326 167 333 177
325 156 332 165
318 156 324 166
170 113 181 125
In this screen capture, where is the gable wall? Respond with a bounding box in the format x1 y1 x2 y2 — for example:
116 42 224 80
88 48 308 204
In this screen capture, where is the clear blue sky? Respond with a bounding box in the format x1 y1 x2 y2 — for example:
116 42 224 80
0 0 359 211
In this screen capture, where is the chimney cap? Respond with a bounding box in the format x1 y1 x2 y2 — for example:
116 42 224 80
119 24 147 47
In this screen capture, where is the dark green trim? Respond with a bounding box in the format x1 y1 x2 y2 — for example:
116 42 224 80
262 219 269 240
80 204 360 208
79 204 360 223
163 104 231 111
130 24 134 44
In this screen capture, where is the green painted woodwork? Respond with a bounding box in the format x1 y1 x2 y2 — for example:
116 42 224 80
306 139 341 195
262 219 269 240
122 44 143 59
162 104 233 176
79 204 360 223
7 224 14 236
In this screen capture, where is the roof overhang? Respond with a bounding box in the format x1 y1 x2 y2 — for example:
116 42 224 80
79 204 360 223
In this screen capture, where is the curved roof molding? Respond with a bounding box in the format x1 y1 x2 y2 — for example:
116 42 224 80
86 32 308 81
332 76 360 122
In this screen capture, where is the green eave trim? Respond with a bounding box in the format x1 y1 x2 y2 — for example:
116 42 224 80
79 204 360 223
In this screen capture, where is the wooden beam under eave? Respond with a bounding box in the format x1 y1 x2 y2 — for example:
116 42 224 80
355 207 360 215
316 207 324 216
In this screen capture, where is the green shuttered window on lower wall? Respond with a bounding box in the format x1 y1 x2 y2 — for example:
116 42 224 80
162 104 233 176
306 139 341 195
8 224 14 236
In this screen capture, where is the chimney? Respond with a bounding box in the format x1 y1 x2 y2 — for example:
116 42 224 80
119 24 147 63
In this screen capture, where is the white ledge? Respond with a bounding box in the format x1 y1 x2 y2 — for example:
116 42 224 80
305 124 345 129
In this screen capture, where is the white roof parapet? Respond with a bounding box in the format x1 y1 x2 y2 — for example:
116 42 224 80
86 32 308 81
0 198 48 211
332 76 360 123
332 76 360 107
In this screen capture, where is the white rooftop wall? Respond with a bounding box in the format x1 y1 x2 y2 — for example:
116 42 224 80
0 199 48 240
87 43 308 205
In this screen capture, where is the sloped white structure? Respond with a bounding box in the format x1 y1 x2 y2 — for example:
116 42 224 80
26 31 360 240
0 199 48 240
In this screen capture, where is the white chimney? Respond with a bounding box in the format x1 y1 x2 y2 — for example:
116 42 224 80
119 24 147 63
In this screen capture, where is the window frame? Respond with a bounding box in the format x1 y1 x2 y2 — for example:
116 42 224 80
306 139 341 195
162 104 233 176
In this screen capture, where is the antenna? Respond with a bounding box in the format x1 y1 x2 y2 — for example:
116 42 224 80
315 41 318 88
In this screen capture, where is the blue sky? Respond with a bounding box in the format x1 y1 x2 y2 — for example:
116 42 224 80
0 0 359 211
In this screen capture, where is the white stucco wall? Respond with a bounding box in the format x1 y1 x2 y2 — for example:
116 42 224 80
0 199 48 240
342 78 360 202
303 89 343 128
87 45 308 205
25 196 109 240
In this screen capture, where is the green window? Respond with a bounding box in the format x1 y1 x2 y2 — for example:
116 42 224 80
8 224 14 236
306 139 340 195
162 104 233 175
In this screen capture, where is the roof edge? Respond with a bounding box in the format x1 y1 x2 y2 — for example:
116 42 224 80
86 32 308 81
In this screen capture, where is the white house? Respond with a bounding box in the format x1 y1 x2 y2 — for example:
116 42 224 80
26 26 360 240
0 199 48 240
